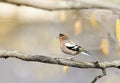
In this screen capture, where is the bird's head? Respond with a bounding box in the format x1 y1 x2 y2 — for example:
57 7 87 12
57 33 69 40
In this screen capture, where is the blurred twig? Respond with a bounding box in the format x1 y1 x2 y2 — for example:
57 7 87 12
0 50 120 82
1 0 120 11
91 68 106 83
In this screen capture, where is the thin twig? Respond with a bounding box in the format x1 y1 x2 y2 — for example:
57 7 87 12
91 68 106 83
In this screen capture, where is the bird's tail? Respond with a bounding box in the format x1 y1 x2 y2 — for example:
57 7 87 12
80 50 93 56
80 49 101 61
79 48 99 61
78 47 93 56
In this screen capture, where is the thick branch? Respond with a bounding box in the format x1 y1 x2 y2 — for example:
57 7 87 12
1 0 120 11
0 50 120 83
0 50 120 69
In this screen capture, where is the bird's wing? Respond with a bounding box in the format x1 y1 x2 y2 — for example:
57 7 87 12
65 43 93 56
65 43 80 51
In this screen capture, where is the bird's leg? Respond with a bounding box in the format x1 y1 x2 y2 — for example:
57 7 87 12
70 56 75 61
64 56 75 61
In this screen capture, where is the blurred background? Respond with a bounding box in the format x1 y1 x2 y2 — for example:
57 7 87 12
0 0 120 83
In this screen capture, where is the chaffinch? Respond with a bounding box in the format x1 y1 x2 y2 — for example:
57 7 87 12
58 33 93 60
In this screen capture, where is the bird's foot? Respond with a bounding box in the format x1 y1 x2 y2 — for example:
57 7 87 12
70 56 75 61
65 56 75 61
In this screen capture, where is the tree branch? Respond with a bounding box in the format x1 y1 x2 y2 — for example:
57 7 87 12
1 0 120 11
91 68 106 83
0 50 120 83
0 50 120 69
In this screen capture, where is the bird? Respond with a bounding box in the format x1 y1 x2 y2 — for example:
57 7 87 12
57 33 93 60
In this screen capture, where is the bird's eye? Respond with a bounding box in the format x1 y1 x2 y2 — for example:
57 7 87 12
59 33 64 37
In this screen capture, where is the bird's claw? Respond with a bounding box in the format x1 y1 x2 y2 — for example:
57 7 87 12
64 56 75 61
70 57 74 61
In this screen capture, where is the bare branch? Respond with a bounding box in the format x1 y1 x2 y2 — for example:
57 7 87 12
91 68 106 83
1 0 120 11
0 50 120 69
0 50 120 83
